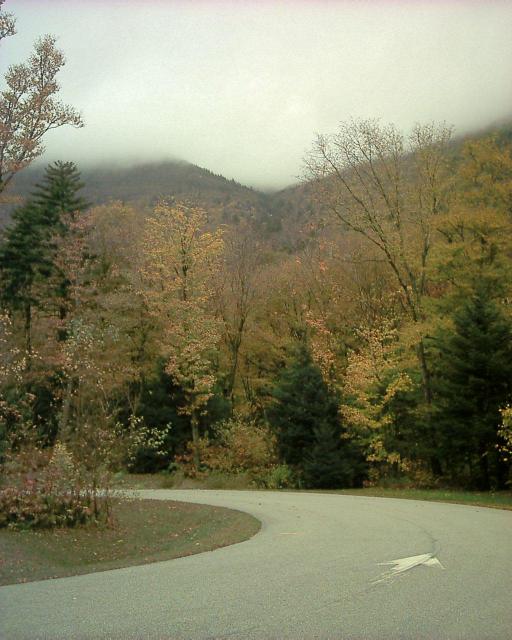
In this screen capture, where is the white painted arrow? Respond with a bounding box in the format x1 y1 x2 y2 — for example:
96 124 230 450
373 552 444 584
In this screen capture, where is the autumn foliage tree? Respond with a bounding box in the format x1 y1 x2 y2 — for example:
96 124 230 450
0 0 15 42
0 0 83 192
305 119 452 407
2 99 512 496
141 201 224 466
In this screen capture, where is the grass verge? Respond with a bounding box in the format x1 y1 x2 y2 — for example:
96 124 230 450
113 473 512 511
0 498 260 586
112 470 256 491
323 487 512 510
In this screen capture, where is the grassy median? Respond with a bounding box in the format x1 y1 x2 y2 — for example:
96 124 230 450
0 497 260 586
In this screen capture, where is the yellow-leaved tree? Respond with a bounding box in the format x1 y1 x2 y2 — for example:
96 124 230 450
141 201 224 467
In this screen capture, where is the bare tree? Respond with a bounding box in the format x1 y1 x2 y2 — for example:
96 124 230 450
215 225 262 407
304 119 452 404
0 0 83 192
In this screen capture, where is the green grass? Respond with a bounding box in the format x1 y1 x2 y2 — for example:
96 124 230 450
321 487 512 510
113 472 512 510
0 498 260 586
113 470 256 491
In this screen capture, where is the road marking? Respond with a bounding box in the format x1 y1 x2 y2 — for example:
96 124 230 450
373 552 444 584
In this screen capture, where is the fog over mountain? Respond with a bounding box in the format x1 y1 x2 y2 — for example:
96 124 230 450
2 0 512 188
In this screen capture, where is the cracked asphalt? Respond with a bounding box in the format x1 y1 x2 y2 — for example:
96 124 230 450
1 490 511 639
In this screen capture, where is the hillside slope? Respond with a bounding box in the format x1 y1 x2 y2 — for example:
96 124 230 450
3 123 510 236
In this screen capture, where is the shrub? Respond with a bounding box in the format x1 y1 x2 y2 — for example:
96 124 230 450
177 415 278 480
0 442 111 530
0 485 95 529
257 464 296 489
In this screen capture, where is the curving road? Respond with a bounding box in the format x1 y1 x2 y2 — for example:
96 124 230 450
1 490 511 639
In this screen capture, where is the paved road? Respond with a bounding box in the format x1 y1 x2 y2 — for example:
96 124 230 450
1 490 511 639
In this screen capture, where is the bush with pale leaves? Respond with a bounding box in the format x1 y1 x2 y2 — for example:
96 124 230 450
0 442 108 530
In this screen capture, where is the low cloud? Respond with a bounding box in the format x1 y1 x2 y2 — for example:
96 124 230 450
3 0 512 188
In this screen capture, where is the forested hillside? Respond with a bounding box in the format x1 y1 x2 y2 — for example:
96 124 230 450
2 118 512 501
3 158 321 246
1 160 270 229
6 123 510 235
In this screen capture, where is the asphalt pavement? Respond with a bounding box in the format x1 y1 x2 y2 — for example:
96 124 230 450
1 489 511 639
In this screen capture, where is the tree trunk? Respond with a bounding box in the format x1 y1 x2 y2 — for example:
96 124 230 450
416 338 432 405
191 413 200 469
416 338 441 477
24 301 32 367
478 442 490 490
57 304 68 342
59 377 74 438
226 343 241 411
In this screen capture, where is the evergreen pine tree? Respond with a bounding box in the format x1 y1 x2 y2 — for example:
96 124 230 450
0 203 52 352
433 281 512 489
0 161 86 351
268 345 364 486
303 421 364 489
32 161 87 229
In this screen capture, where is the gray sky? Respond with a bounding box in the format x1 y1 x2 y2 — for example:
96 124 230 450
2 0 512 189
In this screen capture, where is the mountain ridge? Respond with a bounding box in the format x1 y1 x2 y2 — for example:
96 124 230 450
2 121 511 236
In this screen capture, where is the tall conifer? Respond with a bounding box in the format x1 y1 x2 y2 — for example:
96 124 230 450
0 161 86 353
268 345 363 487
433 281 512 489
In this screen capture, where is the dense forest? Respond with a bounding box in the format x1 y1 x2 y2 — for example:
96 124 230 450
2 121 512 510
1 0 512 532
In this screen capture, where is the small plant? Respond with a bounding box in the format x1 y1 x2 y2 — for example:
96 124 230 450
0 442 110 530
498 406 512 487
119 415 172 471
258 464 296 489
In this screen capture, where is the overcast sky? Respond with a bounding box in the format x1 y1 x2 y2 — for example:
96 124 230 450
2 0 512 189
